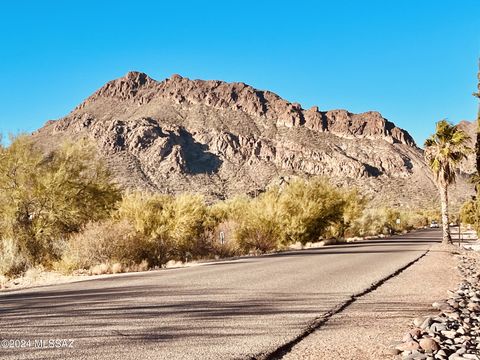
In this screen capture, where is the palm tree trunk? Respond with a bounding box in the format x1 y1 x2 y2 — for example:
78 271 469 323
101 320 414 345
439 183 452 244
476 59 480 194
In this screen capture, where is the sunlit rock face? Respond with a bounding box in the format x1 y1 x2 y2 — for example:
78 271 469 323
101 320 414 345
33 71 474 207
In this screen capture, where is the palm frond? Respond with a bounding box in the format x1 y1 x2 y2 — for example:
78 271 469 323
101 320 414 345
424 120 471 186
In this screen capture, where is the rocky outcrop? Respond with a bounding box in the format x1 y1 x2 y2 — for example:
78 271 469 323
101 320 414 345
76 71 156 107
75 71 416 146
457 120 477 175
32 71 474 207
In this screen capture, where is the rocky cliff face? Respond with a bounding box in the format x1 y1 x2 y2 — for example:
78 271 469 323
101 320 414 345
457 120 477 175
33 71 474 207
74 71 416 146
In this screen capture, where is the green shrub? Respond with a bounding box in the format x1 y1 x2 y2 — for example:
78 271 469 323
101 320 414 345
116 192 176 265
0 136 121 271
460 199 478 227
117 192 212 262
171 193 211 258
208 195 250 225
277 178 346 245
233 190 282 253
217 178 361 251
328 188 366 238
348 208 399 237
347 207 437 237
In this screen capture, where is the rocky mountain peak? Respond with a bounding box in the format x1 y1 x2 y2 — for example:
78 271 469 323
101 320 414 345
169 74 184 81
76 72 416 147
76 71 155 109
456 120 477 174
33 71 473 207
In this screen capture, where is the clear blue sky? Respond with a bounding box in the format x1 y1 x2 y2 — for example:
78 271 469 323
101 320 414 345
0 0 478 145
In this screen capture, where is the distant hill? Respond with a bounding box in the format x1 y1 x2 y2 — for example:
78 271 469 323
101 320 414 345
32 71 474 208
457 120 477 175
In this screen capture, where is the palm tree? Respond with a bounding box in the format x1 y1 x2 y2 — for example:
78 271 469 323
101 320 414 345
475 59 480 187
424 120 470 244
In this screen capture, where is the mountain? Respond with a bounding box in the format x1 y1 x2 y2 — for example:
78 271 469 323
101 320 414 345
457 120 477 175
32 71 474 208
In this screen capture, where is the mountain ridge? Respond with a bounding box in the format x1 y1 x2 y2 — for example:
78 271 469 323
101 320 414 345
33 71 473 208
71 71 417 147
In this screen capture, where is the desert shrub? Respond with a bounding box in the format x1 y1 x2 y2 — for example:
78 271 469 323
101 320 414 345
383 208 403 233
111 263 123 274
116 192 174 239
207 196 249 228
89 263 111 275
116 192 175 265
0 238 28 277
60 220 151 272
117 192 212 262
171 194 211 258
392 208 441 232
340 189 367 234
209 220 241 257
233 190 282 253
460 199 478 228
329 188 366 238
277 178 346 245
0 136 120 270
210 179 363 252
205 199 248 257
401 210 430 229
347 207 436 237
401 212 423 229
348 208 399 237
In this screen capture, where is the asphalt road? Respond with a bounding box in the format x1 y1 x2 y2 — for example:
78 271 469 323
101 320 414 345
0 229 441 360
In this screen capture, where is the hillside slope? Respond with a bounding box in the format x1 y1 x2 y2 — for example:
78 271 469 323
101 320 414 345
33 71 474 208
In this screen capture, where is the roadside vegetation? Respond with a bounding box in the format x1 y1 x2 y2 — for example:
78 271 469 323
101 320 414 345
424 120 470 244
0 135 442 280
0 136 120 278
460 199 479 232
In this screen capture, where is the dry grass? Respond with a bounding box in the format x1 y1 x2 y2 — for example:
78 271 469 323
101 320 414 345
0 238 28 278
89 263 110 275
59 220 152 274
126 259 149 272
111 263 123 274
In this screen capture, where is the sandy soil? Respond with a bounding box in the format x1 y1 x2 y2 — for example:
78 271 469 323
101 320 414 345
0 268 119 292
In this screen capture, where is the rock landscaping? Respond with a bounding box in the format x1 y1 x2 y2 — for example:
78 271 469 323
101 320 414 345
392 249 480 360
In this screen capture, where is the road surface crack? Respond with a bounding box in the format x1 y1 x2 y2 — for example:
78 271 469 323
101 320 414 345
251 250 430 360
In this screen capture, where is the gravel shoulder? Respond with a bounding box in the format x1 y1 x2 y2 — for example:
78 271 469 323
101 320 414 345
282 243 460 360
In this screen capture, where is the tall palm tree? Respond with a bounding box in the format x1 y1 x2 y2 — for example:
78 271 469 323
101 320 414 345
475 59 480 185
424 120 470 244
